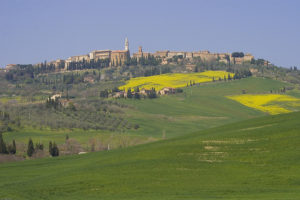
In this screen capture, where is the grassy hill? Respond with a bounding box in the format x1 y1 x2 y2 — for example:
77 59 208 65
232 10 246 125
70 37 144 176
2 77 293 151
1 111 299 199
122 77 290 138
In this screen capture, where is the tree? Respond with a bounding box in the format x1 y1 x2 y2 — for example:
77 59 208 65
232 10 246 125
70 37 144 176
112 87 120 93
148 88 157 99
0 133 8 154
12 139 16 154
127 88 133 99
27 138 35 157
49 141 52 154
35 142 44 151
134 92 140 99
136 87 140 93
228 74 232 80
49 141 59 157
100 89 109 98
231 52 244 58
194 66 199 72
8 139 16 154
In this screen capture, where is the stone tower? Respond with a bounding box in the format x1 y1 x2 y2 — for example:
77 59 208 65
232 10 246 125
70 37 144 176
125 37 129 51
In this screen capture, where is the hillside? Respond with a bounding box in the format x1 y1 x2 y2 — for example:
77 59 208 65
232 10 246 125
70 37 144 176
0 111 299 199
121 77 292 137
2 77 291 146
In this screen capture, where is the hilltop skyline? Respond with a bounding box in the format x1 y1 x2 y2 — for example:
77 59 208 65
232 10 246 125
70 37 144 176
1 0 300 68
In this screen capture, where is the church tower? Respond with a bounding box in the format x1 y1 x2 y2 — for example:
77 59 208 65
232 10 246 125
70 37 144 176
125 37 129 51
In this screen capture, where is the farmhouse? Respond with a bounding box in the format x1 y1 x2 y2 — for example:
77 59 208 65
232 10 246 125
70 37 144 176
51 94 62 100
140 89 152 96
159 87 176 95
113 91 126 98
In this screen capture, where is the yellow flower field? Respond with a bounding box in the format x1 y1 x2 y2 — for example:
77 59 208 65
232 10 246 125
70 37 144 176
119 71 234 91
227 94 300 115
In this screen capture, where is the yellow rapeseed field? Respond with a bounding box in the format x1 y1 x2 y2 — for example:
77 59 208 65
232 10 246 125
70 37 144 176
227 94 300 115
119 71 234 91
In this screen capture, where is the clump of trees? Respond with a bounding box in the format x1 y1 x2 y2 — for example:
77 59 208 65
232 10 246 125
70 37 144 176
62 73 84 84
49 141 59 157
46 97 62 109
231 52 244 58
0 111 12 133
67 58 110 71
126 55 162 66
101 87 158 99
100 89 109 98
0 133 16 155
147 88 157 99
25 139 59 157
233 70 252 79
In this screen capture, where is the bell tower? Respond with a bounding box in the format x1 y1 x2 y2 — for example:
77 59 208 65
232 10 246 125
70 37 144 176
125 37 129 51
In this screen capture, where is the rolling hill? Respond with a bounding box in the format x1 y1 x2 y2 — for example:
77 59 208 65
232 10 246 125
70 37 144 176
121 77 292 138
0 111 299 199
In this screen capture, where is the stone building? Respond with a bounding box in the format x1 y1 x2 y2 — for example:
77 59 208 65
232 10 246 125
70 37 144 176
63 38 130 68
243 53 254 62
15 37 257 71
154 50 169 58
132 46 151 61
192 51 218 62
49 59 65 68
5 64 19 71
167 51 186 58
89 50 111 60
110 50 130 66
159 87 176 95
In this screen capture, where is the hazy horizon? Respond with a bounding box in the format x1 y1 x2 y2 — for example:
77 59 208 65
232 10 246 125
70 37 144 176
1 0 299 68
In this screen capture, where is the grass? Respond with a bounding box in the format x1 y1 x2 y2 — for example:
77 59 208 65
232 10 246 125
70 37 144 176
2 77 290 144
2 127 154 154
1 76 297 157
0 111 299 199
122 77 292 138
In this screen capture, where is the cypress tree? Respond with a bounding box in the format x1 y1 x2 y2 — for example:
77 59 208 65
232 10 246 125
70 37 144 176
49 141 52 154
27 138 35 157
0 133 7 154
52 142 59 157
8 139 16 154
12 139 16 154
49 141 59 157
228 74 231 80
127 88 133 99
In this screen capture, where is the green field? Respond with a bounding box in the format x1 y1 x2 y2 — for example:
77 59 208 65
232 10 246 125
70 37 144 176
2 77 292 147
0 111 299 199
122 77 290 138
2 127 153 155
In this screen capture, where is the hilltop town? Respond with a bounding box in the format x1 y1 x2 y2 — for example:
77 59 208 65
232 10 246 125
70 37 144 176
4 38 264 72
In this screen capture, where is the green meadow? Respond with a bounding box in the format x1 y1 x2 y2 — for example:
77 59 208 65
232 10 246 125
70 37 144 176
122 77 290 138
2 77 292 147
0 111 299 199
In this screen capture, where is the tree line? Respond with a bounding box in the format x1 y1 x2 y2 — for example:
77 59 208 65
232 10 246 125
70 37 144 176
0 134 59 157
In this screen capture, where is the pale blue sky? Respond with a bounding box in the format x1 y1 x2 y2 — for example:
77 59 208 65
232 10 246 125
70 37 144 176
0 0 299 68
